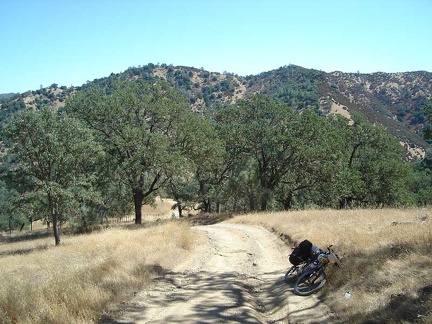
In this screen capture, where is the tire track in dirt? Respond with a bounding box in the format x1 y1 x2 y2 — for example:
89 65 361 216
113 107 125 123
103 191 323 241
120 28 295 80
105 223 337 323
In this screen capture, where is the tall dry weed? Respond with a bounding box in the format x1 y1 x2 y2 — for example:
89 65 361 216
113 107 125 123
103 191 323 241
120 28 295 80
229 207 432 323
0 220 202 324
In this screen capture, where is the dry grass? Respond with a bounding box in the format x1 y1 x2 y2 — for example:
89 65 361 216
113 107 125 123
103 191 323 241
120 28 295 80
0 221 203 324
141 196 176 216
228 208 432 323
1 208 430 323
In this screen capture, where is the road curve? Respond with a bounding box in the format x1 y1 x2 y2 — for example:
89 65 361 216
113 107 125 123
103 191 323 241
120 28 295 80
105 223 336 323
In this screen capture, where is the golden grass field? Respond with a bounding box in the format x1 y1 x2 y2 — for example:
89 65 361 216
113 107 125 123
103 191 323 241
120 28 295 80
230 208 432 323
0 207 430 323
0 221 204 324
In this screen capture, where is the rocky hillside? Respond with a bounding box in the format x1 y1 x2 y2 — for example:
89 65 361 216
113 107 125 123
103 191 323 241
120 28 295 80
323 70 432 156
1 64 431 159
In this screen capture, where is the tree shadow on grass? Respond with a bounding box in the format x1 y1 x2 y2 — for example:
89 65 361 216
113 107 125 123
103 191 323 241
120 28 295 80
317 244 432 324
0 244 49 257
187 212 233 226
352 284 432 324
0 229 51 243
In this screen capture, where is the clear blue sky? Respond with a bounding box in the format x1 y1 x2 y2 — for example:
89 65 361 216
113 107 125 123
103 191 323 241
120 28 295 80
1 0 431 94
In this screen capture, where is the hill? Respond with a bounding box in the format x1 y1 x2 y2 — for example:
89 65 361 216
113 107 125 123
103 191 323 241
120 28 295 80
1 64 431 159
0 93 15 100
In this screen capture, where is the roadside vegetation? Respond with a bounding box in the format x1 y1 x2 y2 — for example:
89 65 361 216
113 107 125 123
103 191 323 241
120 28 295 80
2 77 431 246
0 220 202 323
0 72 431 323
0 208 430 323
229 208 432 323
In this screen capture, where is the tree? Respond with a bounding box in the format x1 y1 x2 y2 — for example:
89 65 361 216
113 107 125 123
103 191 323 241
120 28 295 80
66 79 212 224
410 102 432 205
410 159 432 205
3 107 104 245
330 113 411 207
423 102 432 143
216 94 343 211
166 113 224 216
273 110 345 210
224 158 262 212
216 94 288 210
0 180 22 232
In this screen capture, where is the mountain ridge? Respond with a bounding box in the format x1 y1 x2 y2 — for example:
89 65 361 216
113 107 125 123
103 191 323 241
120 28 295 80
1 64 431 159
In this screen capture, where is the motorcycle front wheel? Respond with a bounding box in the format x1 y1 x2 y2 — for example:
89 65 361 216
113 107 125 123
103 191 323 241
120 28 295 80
293 268 327 296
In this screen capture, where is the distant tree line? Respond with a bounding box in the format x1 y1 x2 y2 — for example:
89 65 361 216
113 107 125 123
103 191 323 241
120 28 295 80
0 79 431 245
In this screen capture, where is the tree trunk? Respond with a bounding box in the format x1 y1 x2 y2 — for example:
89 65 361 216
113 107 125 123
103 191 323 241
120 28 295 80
133 189 144 224
248 195 256 211
203 200 209 213
203 198 212 213
208 198 212 213
48 194 60 245
260 199 267 211
260 190 269 211
177 203 183 218
283 192 293 210
339 197 353 209
260 184 271 211
53 214 61 246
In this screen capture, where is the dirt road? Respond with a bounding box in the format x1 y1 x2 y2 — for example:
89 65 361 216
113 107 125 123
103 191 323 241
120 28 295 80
107 223 337 323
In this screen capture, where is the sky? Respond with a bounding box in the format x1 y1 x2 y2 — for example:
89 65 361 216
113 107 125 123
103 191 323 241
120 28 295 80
1 0 431 94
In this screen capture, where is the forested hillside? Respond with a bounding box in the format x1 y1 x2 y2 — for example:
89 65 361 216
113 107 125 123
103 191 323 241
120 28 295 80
88 64 432 158
0 64 431 244
2 64 430 157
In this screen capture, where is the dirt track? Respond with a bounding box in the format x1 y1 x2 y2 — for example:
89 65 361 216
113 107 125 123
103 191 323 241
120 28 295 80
107 223 337 323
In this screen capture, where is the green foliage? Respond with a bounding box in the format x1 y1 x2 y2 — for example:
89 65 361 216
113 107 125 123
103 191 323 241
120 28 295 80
212 94 414 211
0 96 26 130
422 102 432 143
66 79 215 223
1 69 429 230
0 93 15 100
331 113 412 207
216 94 343 211
410 159 432 205
273 109 346 209
0 180 23 232
246 65 321 110
166 104 225 215
2 107 104 244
